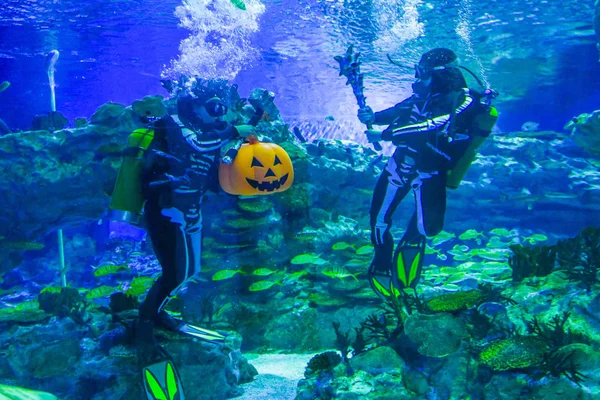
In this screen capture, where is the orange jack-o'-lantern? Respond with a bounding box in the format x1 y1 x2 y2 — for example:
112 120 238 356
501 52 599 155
219 136 294 196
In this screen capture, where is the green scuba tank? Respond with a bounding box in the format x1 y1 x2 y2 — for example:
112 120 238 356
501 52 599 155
447 105 498 189
108 128 155 225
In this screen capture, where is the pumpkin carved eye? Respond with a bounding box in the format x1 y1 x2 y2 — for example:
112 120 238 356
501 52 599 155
251 157 264 168
274 155 282 166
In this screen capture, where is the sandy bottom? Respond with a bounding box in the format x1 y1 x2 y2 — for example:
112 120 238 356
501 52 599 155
239 353 315 400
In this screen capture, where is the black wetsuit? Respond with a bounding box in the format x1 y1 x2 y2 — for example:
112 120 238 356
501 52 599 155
139 114 237 323
369 88 486 288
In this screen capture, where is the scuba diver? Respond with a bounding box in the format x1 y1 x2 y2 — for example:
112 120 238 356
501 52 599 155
111 93 255 399
358 48 498 298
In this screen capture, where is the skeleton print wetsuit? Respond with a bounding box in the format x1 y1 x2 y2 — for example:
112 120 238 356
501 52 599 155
369 89 480 290
139 114 237 322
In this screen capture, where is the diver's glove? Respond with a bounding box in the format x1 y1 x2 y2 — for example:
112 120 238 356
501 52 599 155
358 107 376 125
234 124 255 137
221 138 244 164
365 129 383 144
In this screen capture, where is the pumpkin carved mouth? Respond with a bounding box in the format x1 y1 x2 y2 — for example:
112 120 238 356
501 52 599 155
246 174 289 192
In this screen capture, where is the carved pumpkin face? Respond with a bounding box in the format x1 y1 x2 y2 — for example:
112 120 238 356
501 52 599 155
219 138 294 196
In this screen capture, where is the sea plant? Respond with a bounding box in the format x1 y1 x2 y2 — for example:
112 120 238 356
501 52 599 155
362 312 403 345
527 311 589 350
508 244 556 282
38 287 91 325
332 322 351 363
200 293 217 328
556 227 600 291
352 325 368 356
540 349 588 386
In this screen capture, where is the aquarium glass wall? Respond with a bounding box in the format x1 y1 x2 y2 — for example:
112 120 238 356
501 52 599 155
1 0 599 399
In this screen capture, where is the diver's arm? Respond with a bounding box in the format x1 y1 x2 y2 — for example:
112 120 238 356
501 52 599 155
373 96 419 126
381 90 474 145
185 124 254 153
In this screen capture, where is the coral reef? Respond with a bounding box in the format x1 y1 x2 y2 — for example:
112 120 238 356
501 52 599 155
304 351 342 378
508 244 556 282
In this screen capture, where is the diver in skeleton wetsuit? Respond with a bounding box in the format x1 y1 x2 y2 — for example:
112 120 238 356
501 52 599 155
358 48 498 298
136 94 254 397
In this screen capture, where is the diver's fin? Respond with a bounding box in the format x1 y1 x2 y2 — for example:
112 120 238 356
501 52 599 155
368 261 401 300
157 311 227 344
393 238 426 289
142 357 185 400
177 323 227 343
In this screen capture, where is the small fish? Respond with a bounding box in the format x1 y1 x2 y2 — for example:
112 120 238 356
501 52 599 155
431 231 456 246
40 286 63 294
249 280 281 292
469 249 509 261
355 245 374 256
286 270 308 282
332 242 352 251
126 276 156 296
316 141 326 157
325 115 335 121
486 237 508 248
212 269 245 281
527 234 548 244
368 154 384 169
322 266 361 281
292 126 307 143
291 253 325 265
459 229 484 242
544 192 577 200
0 81 10 93
94 264 129 277
0 240 44 251
521 121 540 132
230 0 246 10
436 253 448 261
252 268 277 277
425 245 441 255
345 147 355 167
489 228 512 237
345 259 369 268
86 286 118 299
477 302 507 317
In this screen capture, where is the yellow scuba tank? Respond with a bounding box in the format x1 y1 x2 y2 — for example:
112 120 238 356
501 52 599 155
447 106 498 189
108 128 155 225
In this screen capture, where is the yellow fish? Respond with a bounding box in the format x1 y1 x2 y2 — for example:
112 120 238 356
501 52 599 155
252 268 277 277
40 286 63 294
332 242 353 251
0 240 44 251
355 245 374 256
322 266 361 281
126 276 155 296
249 280 281 292
86 286 118 299
212 269 245 281
94 264 129 277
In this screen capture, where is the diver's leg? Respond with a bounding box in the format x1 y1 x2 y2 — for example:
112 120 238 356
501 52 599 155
392 171 447 289
136 202 180 367
413 171 447 238
368 153 412 298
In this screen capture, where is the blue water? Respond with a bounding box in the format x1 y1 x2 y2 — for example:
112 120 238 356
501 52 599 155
1 1 600 399
2 0 598 134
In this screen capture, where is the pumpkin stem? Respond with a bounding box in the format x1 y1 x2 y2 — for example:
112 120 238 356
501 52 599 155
247 134 259 144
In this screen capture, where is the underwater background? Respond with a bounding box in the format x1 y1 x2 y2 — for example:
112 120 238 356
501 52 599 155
1 0 600 399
